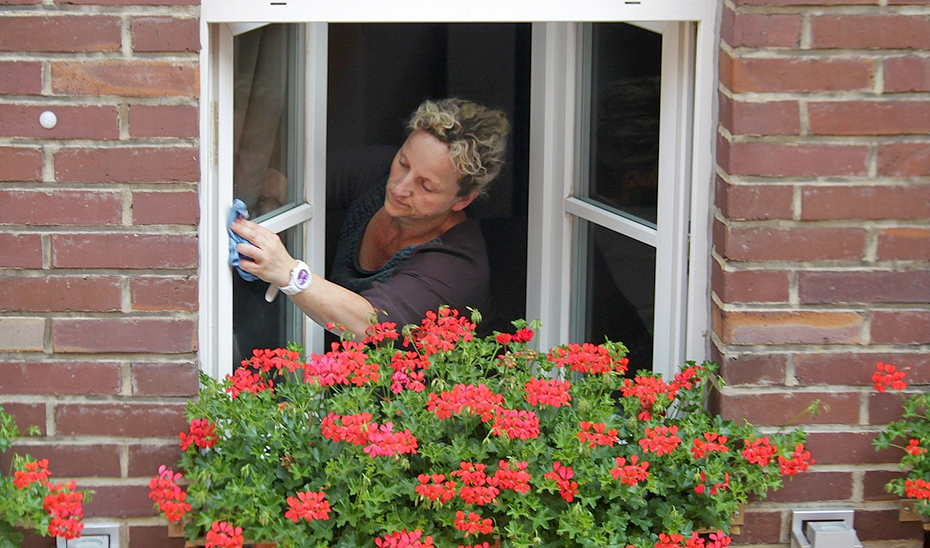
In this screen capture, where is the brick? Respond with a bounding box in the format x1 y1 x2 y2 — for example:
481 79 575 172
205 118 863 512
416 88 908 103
130 361 198 396
872 310 930 344
83 484 159 518
717 352 787 386
863 470 906 501
718 95 800 136
0 61 41 94
132 17 200 52
855 509 924 541
878 143 930 176
720 140 869 177
712 262 790 303
795 352 930 386
131 276 198 311
51 61 198 97
0 190 122 226
726 57 873 93
55 147 199 183
716 179 794 220
809 101 930 135
0 317 44 352
132 191 200 225
811 14 930 50
729 511 783 545
719 390 858 425
0 403 46 435
802 185 930 221
805 431 894 465
0 361 120 395
16 530 55 548
129 526 187 548
0 147 43 181
128 105 198 138
55 402 187 437
0 15 121 53
0 233 42 268
721 8 801 48
0 443 121 477
52 318 197 353
51 233 198 269
0 105 119 140
885 56 930 92
878 228 930 260
714 309 863 345
869 391 906 425
722 225 866 261
798 270 930 304
128 443 182 476
764 471 852 503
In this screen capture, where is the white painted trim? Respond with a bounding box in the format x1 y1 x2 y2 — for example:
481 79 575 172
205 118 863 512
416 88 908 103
203 0 712 24
564 197 659 248
685 15 718 363
526 22 576 352
257 202 313 234
302 23 328 355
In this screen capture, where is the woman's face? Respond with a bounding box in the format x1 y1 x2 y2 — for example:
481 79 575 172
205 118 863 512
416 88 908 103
384 130 477 223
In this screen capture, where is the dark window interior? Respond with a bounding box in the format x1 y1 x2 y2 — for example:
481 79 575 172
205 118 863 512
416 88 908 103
325 23 532 334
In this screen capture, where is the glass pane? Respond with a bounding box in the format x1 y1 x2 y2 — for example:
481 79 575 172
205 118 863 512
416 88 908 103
233 23 304 220
233 226 304 365
585 23 662 226
582 221 655 373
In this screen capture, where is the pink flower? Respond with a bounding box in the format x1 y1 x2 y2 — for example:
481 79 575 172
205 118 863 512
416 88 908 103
205 521 244 548
544 461 578 502
375 529 435 548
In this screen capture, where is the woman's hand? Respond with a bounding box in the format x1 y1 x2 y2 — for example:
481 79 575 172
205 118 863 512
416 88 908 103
229 217 297 287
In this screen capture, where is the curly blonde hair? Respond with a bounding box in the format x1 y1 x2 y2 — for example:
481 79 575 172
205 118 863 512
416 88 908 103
408 98 509 197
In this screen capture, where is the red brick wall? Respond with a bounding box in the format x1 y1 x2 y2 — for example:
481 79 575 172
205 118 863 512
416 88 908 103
716 0 929 545
0 0 199 546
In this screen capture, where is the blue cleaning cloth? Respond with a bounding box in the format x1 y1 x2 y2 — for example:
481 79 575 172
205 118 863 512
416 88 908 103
228 199 259 282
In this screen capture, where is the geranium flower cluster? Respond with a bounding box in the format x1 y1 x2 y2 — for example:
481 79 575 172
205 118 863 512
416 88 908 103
904 479 930 500
872 362 907 392
640 425 682 456
375 529 435 548
179 418 218 451
305 340 379 387
740 437 778 467
43 481 84 539
778 443 816 476
13 458 50 489
205 521 244 548
226 367 274 398
148 465 192 523
610 455 650 486
321 412 418 457
427 384 504 422
691 433 729 459
285 490 331 522
524 377 572 408
389 350 429 394
495 327 534 346
548 342 628 375
544 461 579 502
577 421 619 448
242 347 303 374
410 308 476 356
454 511 494 537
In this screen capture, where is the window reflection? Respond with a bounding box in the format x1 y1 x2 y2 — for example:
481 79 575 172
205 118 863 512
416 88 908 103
586 23 661 226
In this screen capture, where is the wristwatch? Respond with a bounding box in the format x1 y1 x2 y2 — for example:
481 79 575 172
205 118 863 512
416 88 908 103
280 260 313 295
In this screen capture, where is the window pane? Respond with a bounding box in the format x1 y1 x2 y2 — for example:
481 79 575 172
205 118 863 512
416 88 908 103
581 221 655 372
233 226 304 364
233 23 304 219
584 23 662 227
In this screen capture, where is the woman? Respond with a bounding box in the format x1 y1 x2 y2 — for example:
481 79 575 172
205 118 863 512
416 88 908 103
230 98 509 337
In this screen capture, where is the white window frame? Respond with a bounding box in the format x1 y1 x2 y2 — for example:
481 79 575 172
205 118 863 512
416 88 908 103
198 0 717 380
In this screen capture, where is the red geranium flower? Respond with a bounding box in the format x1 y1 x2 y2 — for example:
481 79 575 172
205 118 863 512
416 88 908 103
610 455 650 486
454 511 494 537
179 418 218 451
872 362 907 392
285 490 331 522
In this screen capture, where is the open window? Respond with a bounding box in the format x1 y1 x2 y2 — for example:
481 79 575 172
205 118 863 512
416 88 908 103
199 2 717 380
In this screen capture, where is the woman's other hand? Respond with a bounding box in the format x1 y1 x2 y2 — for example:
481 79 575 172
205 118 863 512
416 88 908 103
229 217 297 287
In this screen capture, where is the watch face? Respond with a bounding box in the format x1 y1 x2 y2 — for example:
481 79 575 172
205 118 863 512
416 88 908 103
296 269 310 287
